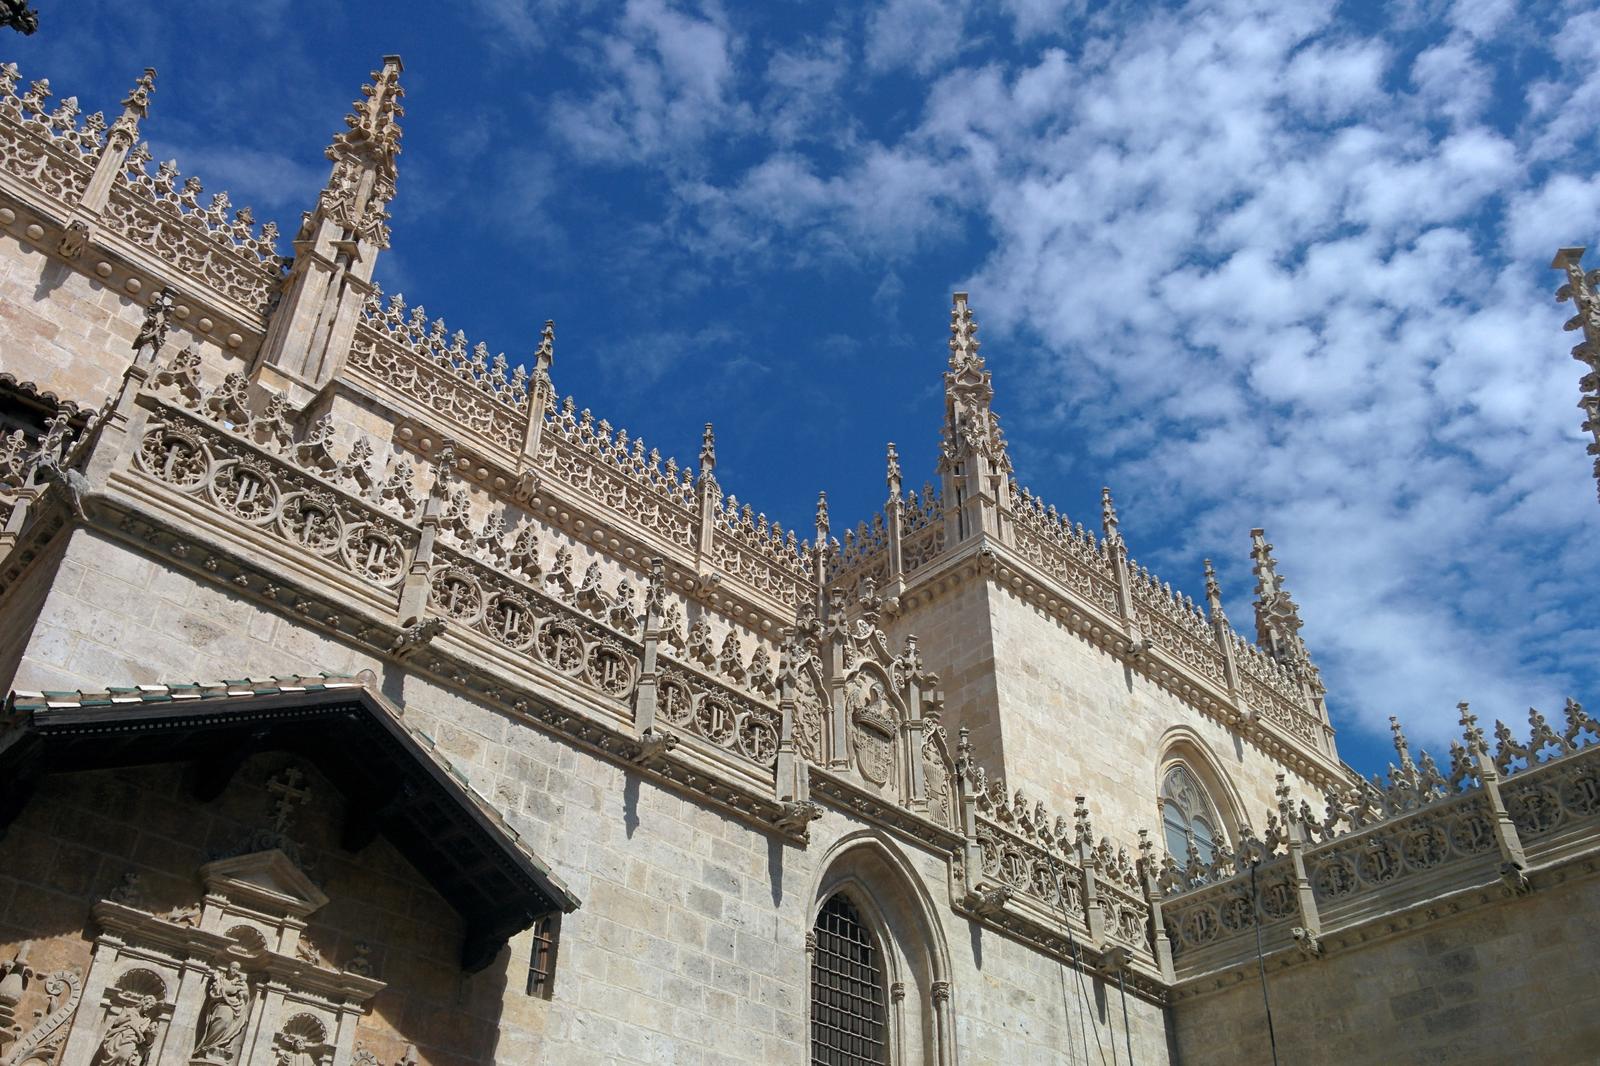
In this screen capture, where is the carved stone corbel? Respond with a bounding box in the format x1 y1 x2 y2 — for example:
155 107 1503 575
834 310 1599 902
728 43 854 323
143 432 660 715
628 728 678 770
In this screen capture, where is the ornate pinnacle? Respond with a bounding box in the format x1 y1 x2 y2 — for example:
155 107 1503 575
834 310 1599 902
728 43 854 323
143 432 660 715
0 2 39 35
121 67 156 119
885 442 901 498
1250 527 1307 666
1458 701 1487 757
698 423 716 478
949 292 981 369
132 286 176 360
815 490 829 540
106 67 156 150
644 557 666 615
322 56 405 249
1100 487 1120 542
1551 246 1600 504
1203 558 1224 616
955 726 973 779
1388 715 1416 773
332 56 405 165
1274 772 1293 821
534 319 554 376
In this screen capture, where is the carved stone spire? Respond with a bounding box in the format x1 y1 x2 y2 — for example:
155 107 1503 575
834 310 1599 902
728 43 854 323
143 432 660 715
322 55 404 251
938 292 1012 544
108 67 155 151
1101 487 1120 544
886 442 901 499
938 292 1010 477
73 67 156 238
256 56 406 402
1203 558 1224 618
1250 527 1308 667
1552 246 1600 503
699 423 716 482
534 319 555 378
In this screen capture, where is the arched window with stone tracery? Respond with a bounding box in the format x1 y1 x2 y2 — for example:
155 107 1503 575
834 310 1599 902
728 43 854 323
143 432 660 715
1160 763 1223 864
811 893 888 1066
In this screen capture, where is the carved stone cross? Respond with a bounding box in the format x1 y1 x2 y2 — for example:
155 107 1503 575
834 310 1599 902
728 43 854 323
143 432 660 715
267 766 312 835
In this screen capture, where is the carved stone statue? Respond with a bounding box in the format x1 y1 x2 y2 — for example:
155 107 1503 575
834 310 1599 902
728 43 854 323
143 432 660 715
96 994 158 1066
190 963 249 1064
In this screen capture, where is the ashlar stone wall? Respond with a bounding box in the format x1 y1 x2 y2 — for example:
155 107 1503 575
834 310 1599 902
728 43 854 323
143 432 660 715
0 231 246 408
894 571 1319 851
5 524 1178 1065
1171 872 1600 1065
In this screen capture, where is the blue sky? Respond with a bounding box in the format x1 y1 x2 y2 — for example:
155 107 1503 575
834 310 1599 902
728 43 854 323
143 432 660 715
15 0 1600 780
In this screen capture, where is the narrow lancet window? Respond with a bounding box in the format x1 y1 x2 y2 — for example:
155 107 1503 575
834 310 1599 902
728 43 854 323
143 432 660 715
811 894 887 1066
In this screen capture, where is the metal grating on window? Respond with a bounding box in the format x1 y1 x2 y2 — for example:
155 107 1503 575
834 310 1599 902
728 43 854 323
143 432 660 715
811 894 887 1065
525 913 559 998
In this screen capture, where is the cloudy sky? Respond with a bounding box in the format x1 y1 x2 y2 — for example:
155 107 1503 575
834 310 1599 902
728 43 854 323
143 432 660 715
16 0 1600 776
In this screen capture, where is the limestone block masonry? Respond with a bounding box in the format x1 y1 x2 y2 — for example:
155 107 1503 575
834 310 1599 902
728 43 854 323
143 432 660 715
0 50 1594 1066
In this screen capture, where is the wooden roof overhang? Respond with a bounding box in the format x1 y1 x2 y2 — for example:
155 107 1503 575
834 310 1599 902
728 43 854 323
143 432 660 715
0 681 578 971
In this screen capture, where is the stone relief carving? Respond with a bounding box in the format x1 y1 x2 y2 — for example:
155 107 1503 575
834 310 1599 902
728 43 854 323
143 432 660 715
847 677 896 788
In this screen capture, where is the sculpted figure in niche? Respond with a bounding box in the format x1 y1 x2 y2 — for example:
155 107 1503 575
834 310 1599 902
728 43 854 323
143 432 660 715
191 963 250 1064
96 994 158 1066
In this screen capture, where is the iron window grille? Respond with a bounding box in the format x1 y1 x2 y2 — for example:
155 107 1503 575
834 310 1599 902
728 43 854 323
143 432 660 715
811 894 887 1065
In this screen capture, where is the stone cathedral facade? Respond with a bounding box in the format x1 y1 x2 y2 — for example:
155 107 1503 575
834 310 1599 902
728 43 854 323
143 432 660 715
0 53 1595 1066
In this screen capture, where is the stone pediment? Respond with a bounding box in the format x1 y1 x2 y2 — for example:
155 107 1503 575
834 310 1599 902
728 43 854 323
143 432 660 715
200 849 329 921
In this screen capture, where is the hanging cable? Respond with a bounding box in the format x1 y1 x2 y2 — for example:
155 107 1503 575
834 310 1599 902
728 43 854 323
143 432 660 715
1044 851 1111 1066
1249 859 1281 1066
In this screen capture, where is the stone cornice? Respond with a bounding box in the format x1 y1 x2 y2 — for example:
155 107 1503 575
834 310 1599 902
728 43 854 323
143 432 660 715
0 184 268 351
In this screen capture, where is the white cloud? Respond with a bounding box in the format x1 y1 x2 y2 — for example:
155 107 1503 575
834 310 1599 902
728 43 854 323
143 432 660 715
547 0 746 168
534 0 1600 761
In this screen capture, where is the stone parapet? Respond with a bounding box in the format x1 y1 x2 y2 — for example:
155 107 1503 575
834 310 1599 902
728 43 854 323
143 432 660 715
1161 701 1600 996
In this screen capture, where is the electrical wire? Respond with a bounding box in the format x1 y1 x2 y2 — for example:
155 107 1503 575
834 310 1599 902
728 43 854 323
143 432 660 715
1249 859 1282 1066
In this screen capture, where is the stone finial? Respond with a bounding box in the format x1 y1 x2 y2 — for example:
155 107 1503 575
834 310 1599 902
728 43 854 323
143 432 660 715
1389 715 1417 773
645 556 666 614
1203 558 1224 616
698 423 716 479
121 67 156 119
885 442 901 498
1250 526 1307 666
0 3 39 36
534 319 554 376
107 67 155 149
132 286 176 361
1100 487 1119 542
1459 701 1487 756
815 490 829 540
1552 246 1600 503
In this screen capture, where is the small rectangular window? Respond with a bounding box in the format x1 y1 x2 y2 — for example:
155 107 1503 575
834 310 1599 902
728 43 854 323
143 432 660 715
525 913 559 999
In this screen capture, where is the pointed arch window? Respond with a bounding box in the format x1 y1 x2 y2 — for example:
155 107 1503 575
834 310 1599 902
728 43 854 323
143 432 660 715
811 894 887 1065
1161 764 1221 865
